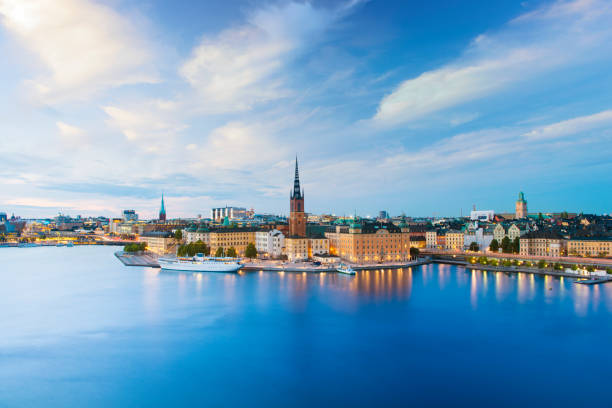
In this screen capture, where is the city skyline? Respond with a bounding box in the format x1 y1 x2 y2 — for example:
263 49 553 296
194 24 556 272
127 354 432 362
1 0 611 218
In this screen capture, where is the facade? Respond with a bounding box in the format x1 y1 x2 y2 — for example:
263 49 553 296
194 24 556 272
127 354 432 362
425 231 437 248
255 229 285 258
211 206 247 221
493 224 506 242
208 228 257 257
515 192 528 219
140 231 175 254
184 225 211 245
567 239 612 257
159 194 166 222
519 231 565 258
326 221 411 264
285 237 309 261
445 231 464 250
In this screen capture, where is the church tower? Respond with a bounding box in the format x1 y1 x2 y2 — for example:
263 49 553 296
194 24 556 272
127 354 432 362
159 193 167 222
289 157 306 237
515 191 527 219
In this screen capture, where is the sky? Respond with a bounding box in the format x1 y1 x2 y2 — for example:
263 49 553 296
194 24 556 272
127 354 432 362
0 0 611 219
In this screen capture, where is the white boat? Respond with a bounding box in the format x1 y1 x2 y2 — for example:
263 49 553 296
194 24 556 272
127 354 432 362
158 253 242 273
336 263 356 275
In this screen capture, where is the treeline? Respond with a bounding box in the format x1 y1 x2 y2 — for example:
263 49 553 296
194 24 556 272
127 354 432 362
489 237 520 253
124 242 147 252
177 241 210 257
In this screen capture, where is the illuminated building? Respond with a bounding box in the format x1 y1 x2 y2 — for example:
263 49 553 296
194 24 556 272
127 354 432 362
515 191 528 219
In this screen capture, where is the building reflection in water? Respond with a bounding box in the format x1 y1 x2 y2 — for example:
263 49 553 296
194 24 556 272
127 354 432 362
142 268 161 321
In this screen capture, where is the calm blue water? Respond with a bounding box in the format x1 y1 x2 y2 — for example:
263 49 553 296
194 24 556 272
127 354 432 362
1 246 611 407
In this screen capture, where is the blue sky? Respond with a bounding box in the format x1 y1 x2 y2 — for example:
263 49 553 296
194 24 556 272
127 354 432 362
0 0 611 219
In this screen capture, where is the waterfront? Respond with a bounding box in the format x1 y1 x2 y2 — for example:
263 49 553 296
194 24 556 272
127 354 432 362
1 246 612 407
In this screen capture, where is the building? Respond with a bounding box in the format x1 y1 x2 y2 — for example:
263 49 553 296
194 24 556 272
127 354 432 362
378 210 389 220
122 210 138 222
288 158 306 237
519 231 565 258
567 238 612 257
284 158 329 261
159 194 167 222
493 224 506 243
515 192 528 219
425 231 437 248
326 221 410 264
208 227 258 257
184 225 211 245
255 229 285 258
470 210 495 222
211 206 247 221
140 231 175 254
445 231 464 250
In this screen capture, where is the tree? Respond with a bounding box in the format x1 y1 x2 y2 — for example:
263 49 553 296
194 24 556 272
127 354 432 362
174 229 183 241
124 242 146 253
537 260 546 269
501 236 512 253
512 237 520 254
409 247 420 260
469 242 479 252
245 242 257 259
226 247 237 258
215 247 225 257
489 239 499 252
586 265 595 273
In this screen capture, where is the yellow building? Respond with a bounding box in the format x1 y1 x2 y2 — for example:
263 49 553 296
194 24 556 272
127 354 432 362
567 239 612 257
285 237 309 261
140 232 176 255
326 221 410 264
519 231 565 258
208 227 257 257
445 231 464 251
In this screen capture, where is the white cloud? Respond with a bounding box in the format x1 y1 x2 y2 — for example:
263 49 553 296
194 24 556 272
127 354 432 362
56 121 85 144
0 0 157 103
523 109 612 140
179 2 335 112
373 0 612 127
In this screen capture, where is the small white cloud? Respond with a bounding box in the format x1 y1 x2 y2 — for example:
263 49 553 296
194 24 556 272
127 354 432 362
56 121 85 144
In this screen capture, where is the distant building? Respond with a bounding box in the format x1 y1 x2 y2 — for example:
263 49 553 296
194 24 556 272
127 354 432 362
140 231 175 254
445 231 464 250
0 212 7 222
426 231 437 248
379 210 389 220
211 206 247 221
159 194 167 222
470 210 495 222
567 238 612 258
515 192 528 219
122 210 138 222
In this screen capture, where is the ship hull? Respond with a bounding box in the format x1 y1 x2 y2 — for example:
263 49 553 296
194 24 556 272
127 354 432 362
158 258 242 273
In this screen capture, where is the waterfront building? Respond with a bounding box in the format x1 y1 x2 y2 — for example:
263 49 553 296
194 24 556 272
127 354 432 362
255 229 285 258
122 210 138 222
208 227 258 257
159 194 167 222
184 225 211 245
445 231 465 250
464 227 494 251
211 206 247 221
326 220 410 263
493 224 506 243
425 230 437 248
519 231 565 258
285 237 309 261
140 231 175 254
515 192 528 219
567 238 612 257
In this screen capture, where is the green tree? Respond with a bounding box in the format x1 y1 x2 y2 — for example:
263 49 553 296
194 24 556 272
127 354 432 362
489 239 500 252
512 237 520 254
174 229 183 241
586 265 595 272
226 247 237 257
245 242 257 259
606 268 612 275
537 260 546 269
215 247 225 257
469 242 479 252
501 236 512 253
409 247 420 260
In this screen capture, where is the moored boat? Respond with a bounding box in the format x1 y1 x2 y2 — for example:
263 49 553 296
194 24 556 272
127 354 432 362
158 253 242 273
336 263 356 275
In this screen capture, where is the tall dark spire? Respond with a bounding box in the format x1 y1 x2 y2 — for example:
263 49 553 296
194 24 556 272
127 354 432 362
291 156 303 199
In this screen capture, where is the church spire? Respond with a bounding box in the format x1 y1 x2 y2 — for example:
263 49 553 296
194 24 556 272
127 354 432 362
159 193 167 221
292 156 303 199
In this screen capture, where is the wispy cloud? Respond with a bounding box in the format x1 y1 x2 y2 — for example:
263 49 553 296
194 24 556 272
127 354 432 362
372 0 612 127
0 0 157 103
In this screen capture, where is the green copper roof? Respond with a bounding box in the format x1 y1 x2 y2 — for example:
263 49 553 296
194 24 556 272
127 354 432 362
222 216 230 226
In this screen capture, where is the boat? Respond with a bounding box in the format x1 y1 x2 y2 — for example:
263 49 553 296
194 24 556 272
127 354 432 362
67 242 74 247
336 263 356 275
158 253 243 273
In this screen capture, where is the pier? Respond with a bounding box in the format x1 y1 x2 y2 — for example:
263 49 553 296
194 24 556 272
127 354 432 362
114 251 160 267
